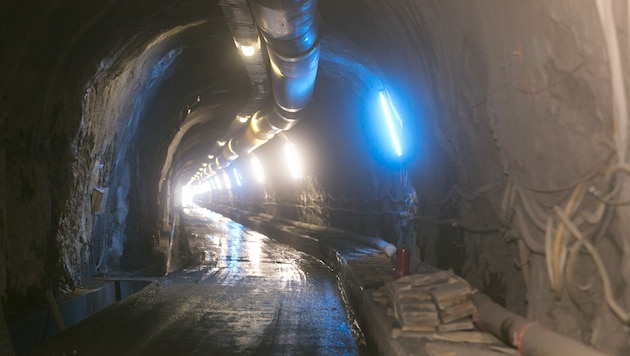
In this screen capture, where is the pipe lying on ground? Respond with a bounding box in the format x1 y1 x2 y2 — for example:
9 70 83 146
473 293 607 356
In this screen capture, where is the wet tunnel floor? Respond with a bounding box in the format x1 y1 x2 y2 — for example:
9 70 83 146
30 207 366 356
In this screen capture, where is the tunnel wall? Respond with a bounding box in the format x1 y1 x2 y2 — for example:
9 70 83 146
332 1 628 352
0 1 234 319
206 0 630 353
0 1 123 311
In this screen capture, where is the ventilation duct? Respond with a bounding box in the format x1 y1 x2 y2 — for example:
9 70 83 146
249 0 320 112
216 0 321 166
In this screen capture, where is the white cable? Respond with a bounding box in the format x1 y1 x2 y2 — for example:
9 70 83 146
596 0 629 163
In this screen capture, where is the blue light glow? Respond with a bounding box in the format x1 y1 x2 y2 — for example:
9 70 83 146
379 90 403 157
233 168 242 187
222 172 232 190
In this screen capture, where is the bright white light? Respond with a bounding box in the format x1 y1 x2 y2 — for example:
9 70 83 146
222 172 232 190
233 168 242 187
215 176 223 190
208 154 214 159
284 142 302 180
217 140 226 147
379 90 403 157
237 115 248 123
251 156 265 183
241 45 255 57
210 180 217 190
201 180 212 193
181 184 194 207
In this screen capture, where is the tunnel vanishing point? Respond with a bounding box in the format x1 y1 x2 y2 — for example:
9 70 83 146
2 0 630 354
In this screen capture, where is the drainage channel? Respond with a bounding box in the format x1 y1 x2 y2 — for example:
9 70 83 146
8 279 153 354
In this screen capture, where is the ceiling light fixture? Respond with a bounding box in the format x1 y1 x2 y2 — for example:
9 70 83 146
379 90 403 157
241 45 255 57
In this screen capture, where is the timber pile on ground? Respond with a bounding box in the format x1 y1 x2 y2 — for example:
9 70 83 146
378 270 478 337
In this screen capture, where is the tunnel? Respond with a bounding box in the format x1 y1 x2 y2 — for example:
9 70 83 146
1 0 630 355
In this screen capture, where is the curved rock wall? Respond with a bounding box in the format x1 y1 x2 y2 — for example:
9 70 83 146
320 0 629 352
0 1 243 317
213 0 630 353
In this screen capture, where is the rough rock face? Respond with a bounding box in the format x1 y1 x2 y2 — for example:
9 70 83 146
318 1 628 352
1 0 630 354
0 0 249 314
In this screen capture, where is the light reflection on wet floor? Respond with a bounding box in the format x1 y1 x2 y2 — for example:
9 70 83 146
31 206 366 356
163 207 365 355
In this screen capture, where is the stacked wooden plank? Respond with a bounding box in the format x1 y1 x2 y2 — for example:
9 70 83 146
348 256 395 288
385 270 476 335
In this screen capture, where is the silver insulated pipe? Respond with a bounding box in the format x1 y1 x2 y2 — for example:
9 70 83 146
249 0 320 113
215 0 320 167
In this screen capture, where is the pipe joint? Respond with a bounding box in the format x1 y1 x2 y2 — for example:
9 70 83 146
249 0 318 41
261 16 319 56
251 109 282 138
203 166 215 176
221 142 239 162
251 0 320 113
472 293 607 356
215 155 231 169
268 44 319 112
229 125 270 157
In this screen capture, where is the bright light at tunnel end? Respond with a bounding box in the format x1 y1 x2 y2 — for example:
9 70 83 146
240 45 255 57
379 90 403 157
251 156 265 184
222 172 232 190
233 168 242 187
181 184 193 207
284 142 302 180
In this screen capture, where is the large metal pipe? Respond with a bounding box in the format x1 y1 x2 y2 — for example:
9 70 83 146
228 105 301 156
473 294 607 356
219 0 320 164
249 0 320 110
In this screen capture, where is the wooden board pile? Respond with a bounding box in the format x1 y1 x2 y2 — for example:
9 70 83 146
384 270 477 334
